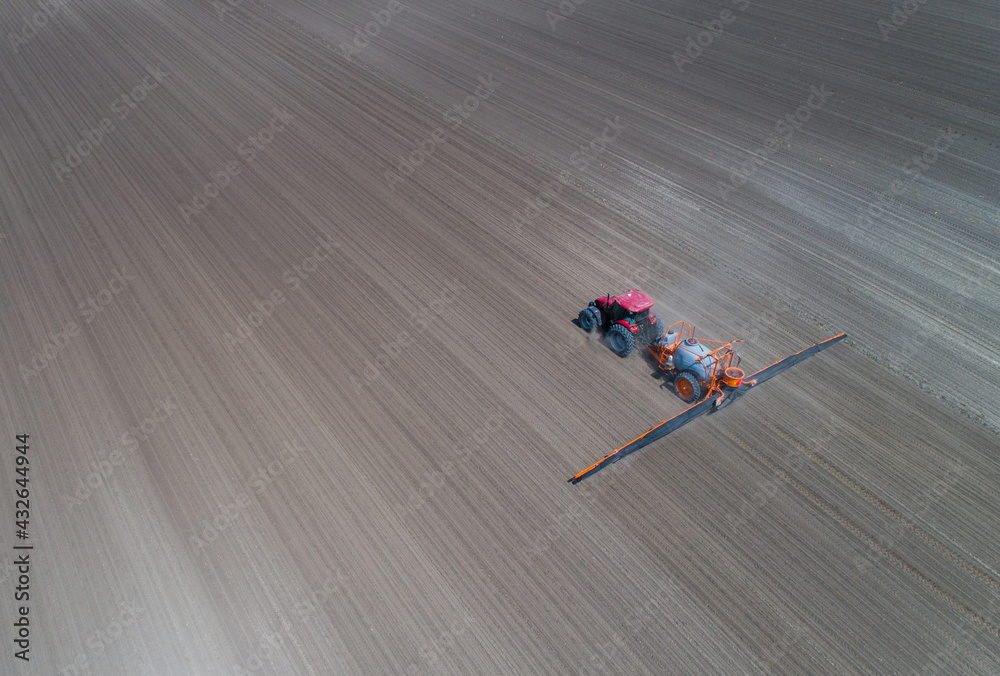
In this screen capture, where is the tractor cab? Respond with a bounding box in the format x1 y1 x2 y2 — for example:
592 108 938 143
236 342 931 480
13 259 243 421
581 289 663 357
603 290 659 331
597 290 655 324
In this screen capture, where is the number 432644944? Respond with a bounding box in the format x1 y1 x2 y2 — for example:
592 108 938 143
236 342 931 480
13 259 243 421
15 434 29 534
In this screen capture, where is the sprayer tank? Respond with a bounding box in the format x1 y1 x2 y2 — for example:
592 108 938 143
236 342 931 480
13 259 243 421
672 338 715 381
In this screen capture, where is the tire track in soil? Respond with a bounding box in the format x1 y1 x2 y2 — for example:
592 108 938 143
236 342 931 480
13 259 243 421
723 429 1000 638
763 418 1000 596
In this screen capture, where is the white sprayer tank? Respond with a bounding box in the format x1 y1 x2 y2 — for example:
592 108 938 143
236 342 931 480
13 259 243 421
672 338 715 382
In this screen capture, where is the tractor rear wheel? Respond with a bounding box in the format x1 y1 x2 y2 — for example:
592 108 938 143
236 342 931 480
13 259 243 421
607 324 634 358
579 307 600 333
675 371 701 402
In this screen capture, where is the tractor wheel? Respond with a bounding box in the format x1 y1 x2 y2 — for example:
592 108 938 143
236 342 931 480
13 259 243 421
674 371 701 403
607 324 634 358
579 307 600 333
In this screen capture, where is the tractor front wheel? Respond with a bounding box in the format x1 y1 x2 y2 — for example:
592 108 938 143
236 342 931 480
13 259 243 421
579 307 601 333
607 324 635 358
675 371 701 402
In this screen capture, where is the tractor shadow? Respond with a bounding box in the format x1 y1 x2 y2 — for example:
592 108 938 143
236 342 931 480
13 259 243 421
570 318 680 396
569 317 616 360
640 349 678 394
569 317 618 354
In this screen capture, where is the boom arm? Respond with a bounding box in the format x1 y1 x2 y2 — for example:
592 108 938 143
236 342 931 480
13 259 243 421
746 332 846 385
569 397 714 484
568 333 847 484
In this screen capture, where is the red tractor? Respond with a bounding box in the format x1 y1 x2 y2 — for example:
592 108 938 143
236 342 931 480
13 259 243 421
578 289 664 358
571 288 847 484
